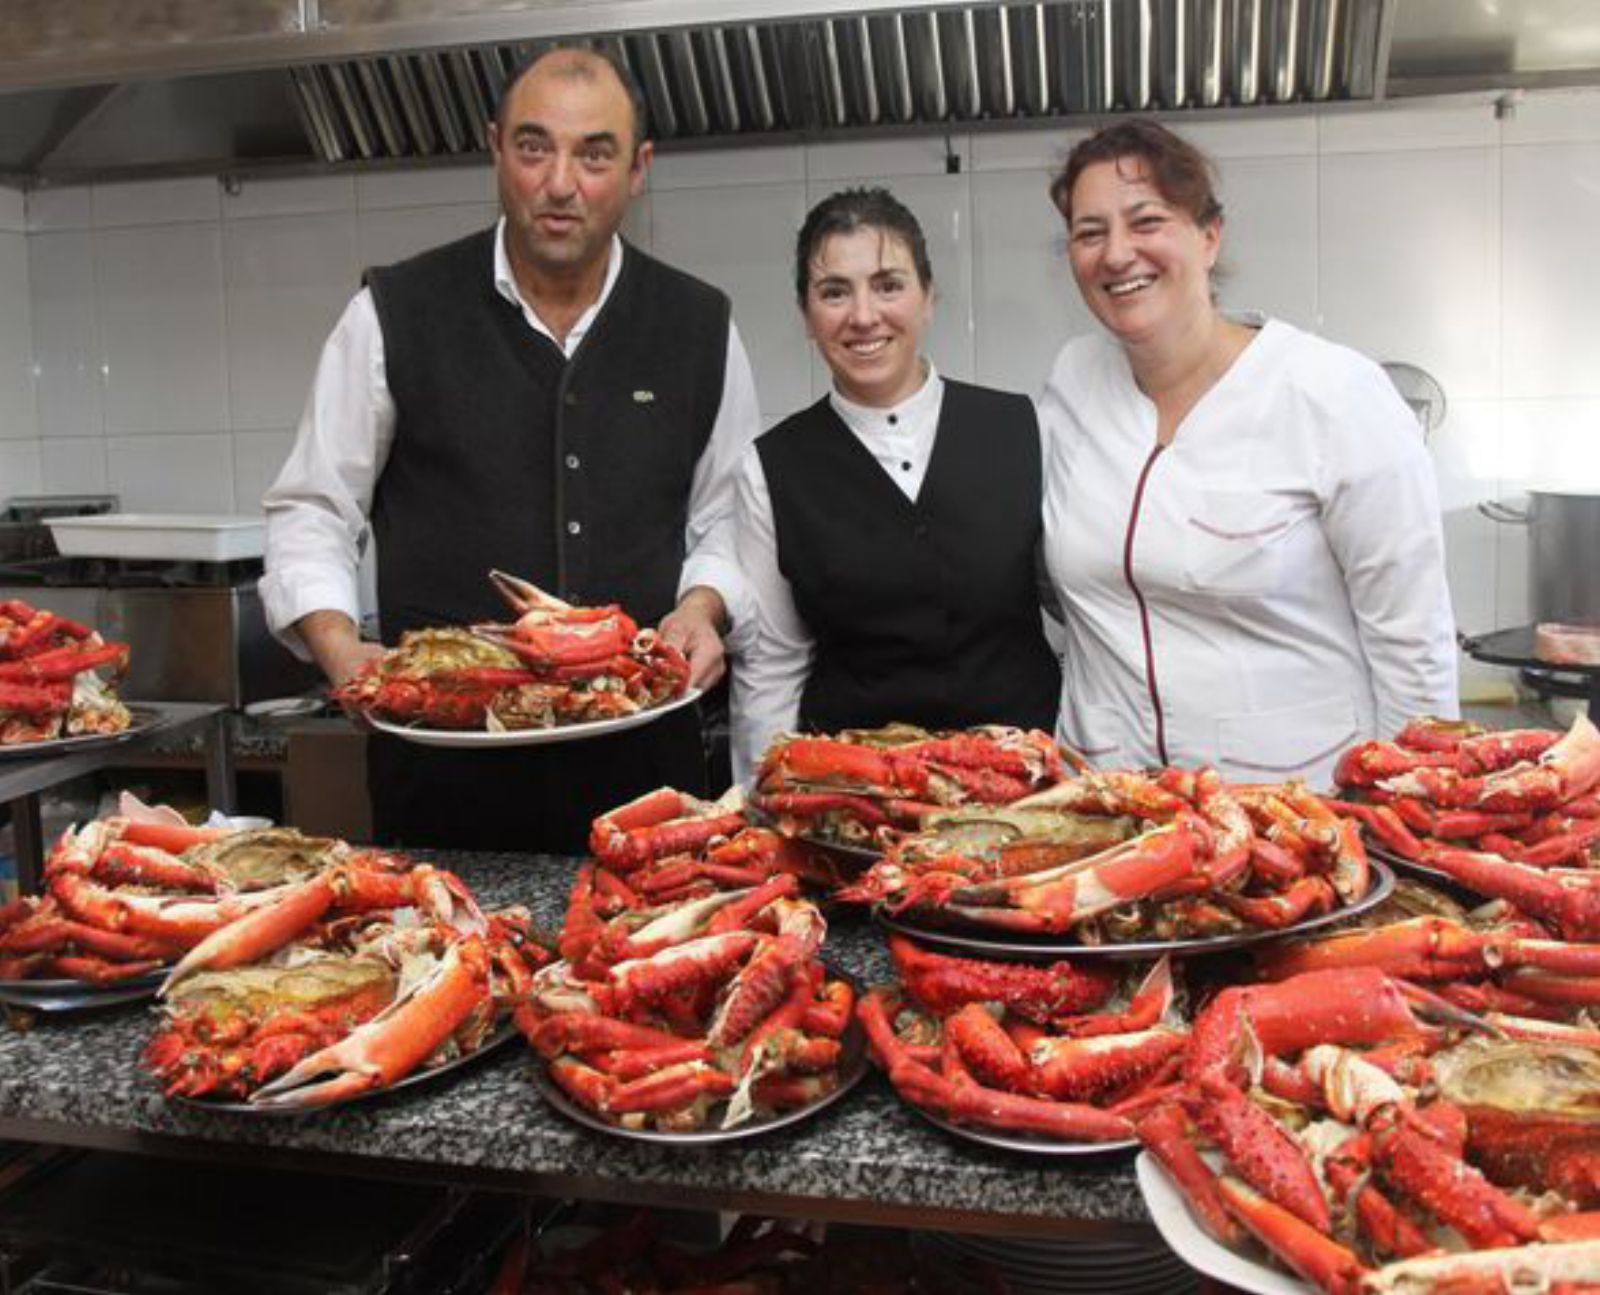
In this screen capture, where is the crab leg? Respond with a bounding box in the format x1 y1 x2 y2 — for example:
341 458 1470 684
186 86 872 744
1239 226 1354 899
943 821 1197 932
1215 1176 1368 1295
1361 1240 1600 1294
249 940 490 1109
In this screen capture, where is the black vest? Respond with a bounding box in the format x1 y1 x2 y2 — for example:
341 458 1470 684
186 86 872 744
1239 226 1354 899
367 230 731 640
758 381 1060 735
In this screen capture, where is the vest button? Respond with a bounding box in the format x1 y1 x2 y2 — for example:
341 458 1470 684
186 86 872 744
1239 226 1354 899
564 391 579 406
914 523 929 539
565 454 581 470
567 520 582 535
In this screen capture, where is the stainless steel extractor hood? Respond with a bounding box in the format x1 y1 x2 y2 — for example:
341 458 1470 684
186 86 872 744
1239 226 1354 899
2 0 1598 184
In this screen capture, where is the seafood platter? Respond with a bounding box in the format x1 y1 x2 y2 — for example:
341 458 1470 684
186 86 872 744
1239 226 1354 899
0 597 137 753
10 705 1600 1290
519 788 868 1140
337 570 696 745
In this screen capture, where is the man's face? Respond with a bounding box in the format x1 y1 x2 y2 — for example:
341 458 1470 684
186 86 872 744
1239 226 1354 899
490 57 652 281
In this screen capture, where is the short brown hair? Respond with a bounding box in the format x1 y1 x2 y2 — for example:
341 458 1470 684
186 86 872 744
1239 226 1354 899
496 45 650 151
1049 120 1223 229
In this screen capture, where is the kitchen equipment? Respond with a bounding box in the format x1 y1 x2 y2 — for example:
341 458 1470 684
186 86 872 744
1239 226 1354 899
45 512 266 562
1480 489 1600 624
0 554 318 707
0 494 117 563
1381 361 1447 438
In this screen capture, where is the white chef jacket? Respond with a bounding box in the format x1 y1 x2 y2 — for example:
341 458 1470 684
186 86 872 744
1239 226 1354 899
260 221 761 657
729 365 946 785
1038 318 1458 790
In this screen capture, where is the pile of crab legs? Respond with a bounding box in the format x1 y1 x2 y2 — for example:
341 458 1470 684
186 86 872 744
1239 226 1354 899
838 764 1374 942
1136 959 1600 1293
856 936 1184 1143
0 807 359 984
750 724 1067 847
517 793 858 1132
1333 713 1600 945
0 596 131 744
144 852 548 1108
335 570 688 731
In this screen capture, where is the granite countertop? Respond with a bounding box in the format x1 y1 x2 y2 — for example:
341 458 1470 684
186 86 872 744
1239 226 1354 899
0 853 1149 1237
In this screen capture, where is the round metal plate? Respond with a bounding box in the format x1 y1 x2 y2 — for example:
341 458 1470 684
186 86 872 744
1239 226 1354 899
528 969 869 1144
365 687 700 748
0 965 167 1012
791 834 882 866
166 1020 518 1115
873 859 1395 961
0 704 161 761
1362 840 1488 900
906 1099 1139 1157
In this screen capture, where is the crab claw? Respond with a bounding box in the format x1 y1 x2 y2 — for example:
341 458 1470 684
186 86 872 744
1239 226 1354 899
249 939 490 1109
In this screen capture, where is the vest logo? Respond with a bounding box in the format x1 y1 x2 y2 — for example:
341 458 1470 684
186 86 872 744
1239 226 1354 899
633 390 655 404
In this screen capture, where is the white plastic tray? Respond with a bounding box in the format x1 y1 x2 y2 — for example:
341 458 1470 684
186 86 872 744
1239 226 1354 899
46 514 266 562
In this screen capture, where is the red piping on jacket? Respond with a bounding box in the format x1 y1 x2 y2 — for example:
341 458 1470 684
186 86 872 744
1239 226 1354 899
1123 444 1167 765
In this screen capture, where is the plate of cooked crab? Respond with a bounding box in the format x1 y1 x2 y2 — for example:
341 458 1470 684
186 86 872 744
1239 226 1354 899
339 570 698 747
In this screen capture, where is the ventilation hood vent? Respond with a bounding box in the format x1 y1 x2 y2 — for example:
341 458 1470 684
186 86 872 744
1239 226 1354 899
1 0 1596 183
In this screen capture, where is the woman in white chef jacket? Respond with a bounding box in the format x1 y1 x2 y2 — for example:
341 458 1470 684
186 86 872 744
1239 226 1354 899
1038 120 1458 788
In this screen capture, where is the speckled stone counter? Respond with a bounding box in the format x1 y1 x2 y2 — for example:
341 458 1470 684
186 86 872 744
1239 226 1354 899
0 853 1148 1239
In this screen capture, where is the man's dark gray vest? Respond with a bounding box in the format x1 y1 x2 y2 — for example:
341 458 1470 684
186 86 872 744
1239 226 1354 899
367 230 731 640
757 380 1060 735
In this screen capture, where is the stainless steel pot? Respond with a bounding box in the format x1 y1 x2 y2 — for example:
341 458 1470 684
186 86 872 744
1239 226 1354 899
1480 490 1600 623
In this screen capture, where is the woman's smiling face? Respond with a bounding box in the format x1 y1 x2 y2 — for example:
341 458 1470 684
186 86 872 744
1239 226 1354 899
1066 156 1221 349
804 226 934 408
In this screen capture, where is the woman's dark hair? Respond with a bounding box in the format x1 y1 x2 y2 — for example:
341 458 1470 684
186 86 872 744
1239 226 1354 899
794 187 933 304
1049 120 1223 229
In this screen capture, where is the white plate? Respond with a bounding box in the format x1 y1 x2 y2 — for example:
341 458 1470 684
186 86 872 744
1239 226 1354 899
367 687 701 748
46 513 265 562
1136 1151 1309 1295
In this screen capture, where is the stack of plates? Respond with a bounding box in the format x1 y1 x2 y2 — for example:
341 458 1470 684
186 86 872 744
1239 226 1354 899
909 1230 1198 1295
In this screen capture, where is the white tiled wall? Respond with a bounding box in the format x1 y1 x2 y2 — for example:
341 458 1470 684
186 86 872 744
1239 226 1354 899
9 89 1600 695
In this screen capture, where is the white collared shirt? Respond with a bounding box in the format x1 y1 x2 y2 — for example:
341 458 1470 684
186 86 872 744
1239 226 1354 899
729 365 945 783
1039 317 1458 788
261 220 760 653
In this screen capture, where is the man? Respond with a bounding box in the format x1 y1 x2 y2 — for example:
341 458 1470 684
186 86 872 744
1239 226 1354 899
261 46 757 852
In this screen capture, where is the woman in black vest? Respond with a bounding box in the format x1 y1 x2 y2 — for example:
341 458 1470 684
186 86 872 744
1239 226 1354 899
729 187 1061 782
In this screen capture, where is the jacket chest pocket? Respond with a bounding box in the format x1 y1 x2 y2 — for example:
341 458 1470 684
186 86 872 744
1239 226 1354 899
1181 489 1307 599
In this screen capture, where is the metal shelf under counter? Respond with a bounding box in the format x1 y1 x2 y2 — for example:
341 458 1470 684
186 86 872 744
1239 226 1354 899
0 852 1148 1242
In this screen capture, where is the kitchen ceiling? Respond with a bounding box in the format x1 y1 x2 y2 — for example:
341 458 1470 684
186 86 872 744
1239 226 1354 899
2 0 1598 183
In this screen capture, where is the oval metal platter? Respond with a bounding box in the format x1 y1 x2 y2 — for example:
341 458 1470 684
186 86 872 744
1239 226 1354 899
872 859 1395 962
904 1099 1139 1158
0 965 168 1012
528 967 868 1145
167 1019 519 1116
0 704 162 761
366 688 700 749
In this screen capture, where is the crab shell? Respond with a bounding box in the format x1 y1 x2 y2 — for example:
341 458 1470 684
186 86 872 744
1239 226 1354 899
1434 1036 1600 1207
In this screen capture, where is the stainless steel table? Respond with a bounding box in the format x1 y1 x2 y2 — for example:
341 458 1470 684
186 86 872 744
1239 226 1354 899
1 702 231 893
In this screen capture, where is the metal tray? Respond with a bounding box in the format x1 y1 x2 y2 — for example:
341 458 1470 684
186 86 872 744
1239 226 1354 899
0 965 167 1012
528 970 868 1144
872 859 1395 961
0 704 160 761
167 1020 518 1115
